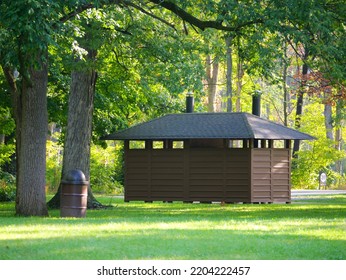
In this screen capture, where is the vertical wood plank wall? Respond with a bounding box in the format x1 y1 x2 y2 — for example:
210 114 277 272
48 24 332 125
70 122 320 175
124 147 290 203
251 149 291 202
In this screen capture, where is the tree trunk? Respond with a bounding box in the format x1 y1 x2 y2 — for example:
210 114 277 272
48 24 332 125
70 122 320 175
63 70 95 178
47 49 103 209
225 36 233 112
206 55 219 112
335 99 344 176
47 69 101 208
292 54 309 158
235 55 244 112
324 103 334 140
3 60 49 216
282 42 288 127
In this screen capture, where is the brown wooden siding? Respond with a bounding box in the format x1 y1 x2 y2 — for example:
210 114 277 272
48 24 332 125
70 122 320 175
125 148 251 202
125 147 290 203
251 149 290 202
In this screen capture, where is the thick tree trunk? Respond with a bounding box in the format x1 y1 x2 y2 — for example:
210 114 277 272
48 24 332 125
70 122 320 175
3 60 49 216
62 69 96 180
48 49 103 209
225 36 233 112
206 55 219 112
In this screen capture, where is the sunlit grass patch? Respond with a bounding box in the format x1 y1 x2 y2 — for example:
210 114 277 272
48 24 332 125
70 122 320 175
0 195 345 260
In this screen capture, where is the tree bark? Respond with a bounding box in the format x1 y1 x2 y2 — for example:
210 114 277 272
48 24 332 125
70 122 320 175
47 69 102 208
3 59 49 216
63 70 95 178
47 48 103 209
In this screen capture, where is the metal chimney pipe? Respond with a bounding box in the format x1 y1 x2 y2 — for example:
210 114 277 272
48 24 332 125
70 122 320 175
252 91 261 116
186 92 194 113
252 91 261 148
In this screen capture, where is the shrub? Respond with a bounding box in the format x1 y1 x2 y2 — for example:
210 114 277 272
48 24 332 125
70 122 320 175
291 102 346 189
90 143 124 195
46 138 62 193
0 170 16 202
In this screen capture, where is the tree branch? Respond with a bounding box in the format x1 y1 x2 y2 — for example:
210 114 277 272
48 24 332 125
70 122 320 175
59 3 94 23
59 0 124 23
148 0 263 31
58 0 262 34
124 1 177 31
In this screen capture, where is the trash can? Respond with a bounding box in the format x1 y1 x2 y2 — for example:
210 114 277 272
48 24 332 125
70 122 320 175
60 169 88 218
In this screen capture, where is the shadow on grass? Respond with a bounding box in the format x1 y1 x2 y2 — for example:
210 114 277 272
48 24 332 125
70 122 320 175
81 194 346 222
0 195 345 224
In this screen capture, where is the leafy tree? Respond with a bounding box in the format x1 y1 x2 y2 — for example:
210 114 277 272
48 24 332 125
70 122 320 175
292 101 345 188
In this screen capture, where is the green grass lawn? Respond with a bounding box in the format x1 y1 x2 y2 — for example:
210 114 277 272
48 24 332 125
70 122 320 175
0 195 345 260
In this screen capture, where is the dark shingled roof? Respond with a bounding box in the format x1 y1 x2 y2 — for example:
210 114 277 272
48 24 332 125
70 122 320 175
102 112 315 140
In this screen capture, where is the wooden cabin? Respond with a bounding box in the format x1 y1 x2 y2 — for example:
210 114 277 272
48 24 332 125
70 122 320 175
102 112 314 204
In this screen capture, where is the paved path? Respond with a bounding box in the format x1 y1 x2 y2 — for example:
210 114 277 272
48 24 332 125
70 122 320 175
113 190 345 201
291 190 346 196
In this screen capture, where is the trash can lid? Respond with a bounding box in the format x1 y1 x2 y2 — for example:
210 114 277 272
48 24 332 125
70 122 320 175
61 169 89 185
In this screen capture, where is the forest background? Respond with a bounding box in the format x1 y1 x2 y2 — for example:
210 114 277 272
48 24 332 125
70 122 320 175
0 1 345 216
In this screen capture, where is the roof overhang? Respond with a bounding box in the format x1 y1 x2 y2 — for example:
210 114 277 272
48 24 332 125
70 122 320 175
101 113 315 141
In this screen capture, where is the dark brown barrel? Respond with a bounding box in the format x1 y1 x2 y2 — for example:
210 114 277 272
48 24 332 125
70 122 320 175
60 169 88 218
